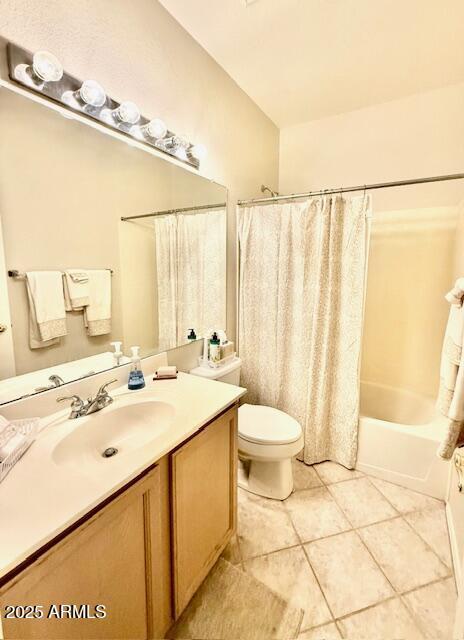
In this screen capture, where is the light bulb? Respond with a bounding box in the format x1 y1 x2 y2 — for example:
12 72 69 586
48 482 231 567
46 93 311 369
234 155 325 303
79 80 106 107
14 50 63 87
142 118 167 140
175 147 188 161
62 80 106 110
32 51 63 82
113 101 140 124
190 144 207 161
175 134 189 149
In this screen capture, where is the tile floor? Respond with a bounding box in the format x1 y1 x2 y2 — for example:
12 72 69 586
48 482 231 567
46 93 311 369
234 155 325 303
222 460 457 639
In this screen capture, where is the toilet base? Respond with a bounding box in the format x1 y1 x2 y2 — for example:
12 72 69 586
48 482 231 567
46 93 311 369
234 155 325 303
238 456 294 501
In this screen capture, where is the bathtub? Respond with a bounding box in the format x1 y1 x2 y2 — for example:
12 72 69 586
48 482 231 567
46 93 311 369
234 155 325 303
356 381 451 499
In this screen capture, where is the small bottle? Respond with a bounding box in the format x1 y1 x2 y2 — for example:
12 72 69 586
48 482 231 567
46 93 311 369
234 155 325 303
187 328 197 341
209 332 221 364
110 341 123 365
128 346 146 390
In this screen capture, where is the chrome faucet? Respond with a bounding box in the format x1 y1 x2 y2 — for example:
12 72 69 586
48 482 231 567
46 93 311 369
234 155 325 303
49 374 65 387
34 374 66 393
57 379 118 419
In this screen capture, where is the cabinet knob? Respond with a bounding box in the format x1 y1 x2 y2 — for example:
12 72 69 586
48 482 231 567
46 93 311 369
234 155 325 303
0 324 7 333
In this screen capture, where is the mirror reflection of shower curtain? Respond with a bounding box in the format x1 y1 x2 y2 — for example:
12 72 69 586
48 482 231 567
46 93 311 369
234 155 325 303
154 209 226 349
238 195 371 468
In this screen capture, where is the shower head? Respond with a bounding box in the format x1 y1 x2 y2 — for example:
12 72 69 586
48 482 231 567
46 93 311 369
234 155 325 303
261 184 279 198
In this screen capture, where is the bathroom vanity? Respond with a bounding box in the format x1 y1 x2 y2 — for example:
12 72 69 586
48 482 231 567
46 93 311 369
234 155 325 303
0 373 245 639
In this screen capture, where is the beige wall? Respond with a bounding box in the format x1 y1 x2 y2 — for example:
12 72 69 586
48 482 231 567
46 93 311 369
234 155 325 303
0 0 280 345
279 82 464 212
279 83 464 397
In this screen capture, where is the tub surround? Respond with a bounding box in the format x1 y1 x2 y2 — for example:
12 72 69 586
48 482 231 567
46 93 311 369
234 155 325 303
0 365 246 582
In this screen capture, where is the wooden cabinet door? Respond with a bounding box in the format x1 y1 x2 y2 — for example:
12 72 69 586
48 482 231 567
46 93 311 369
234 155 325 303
0 466 163 640
171 406 237 615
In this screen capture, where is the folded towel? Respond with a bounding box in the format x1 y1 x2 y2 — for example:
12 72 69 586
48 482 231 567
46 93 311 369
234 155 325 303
437 285 464 459
63 269 90 311
26 271 67 349
445 277 464 306
84 270 112 336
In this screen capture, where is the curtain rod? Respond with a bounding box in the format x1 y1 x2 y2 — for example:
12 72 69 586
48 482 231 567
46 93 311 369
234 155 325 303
121 201 227 221
237 173 464 206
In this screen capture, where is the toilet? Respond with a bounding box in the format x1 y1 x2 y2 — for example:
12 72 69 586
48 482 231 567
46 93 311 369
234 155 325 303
189 357 303 500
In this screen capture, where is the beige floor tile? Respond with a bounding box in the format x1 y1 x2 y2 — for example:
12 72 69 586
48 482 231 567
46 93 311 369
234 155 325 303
314 461 363 484
359 518 450 592
328 477 398 527
403 578 457 640
405 506 452 569
293 459 323 491
285 487 351 542
298 622 341 639
221 534 242 564
305 531 393 618
244 546 332 630
369 477 443 514
237 489 299 559
338 598 424 639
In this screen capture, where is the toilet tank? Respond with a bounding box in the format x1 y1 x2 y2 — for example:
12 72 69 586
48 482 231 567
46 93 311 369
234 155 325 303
189 357 242 385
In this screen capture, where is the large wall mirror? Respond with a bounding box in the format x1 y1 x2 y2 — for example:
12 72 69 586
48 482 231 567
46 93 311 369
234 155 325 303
0 87 227 404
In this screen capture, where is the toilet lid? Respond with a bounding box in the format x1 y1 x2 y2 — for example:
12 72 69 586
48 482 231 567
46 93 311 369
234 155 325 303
238 404 302 445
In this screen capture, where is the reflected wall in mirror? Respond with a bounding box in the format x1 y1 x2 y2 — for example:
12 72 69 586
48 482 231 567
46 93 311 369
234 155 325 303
0 87 227 404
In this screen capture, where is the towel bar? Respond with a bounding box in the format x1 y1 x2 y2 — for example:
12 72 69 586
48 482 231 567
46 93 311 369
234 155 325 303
8 269 114 278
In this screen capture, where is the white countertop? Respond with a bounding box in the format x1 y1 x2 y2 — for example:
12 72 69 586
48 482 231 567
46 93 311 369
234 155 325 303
0 373 246 581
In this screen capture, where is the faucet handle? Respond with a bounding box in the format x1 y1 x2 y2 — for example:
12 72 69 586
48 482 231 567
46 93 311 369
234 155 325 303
57 394 84 409
97 379 118 396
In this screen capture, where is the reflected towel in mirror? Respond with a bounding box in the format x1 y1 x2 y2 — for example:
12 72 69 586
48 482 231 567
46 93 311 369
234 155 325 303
25 271 67 349
83 270 112 336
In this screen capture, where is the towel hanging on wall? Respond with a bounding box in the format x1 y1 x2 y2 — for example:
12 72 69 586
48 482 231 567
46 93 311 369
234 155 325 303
437 278 464 459
63 269 90 311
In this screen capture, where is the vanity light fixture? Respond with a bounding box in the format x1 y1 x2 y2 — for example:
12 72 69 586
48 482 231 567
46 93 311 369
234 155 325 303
14 50 63 87
7 42 205 169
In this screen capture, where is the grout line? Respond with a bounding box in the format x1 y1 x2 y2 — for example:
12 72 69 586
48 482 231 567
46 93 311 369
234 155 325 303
300 544 337 626
399 576 457 639
240 542 303 563
282 498 337 628
352 527 399 595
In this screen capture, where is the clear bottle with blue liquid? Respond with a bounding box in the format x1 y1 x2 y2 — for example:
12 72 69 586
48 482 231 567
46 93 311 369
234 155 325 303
128 346 146 390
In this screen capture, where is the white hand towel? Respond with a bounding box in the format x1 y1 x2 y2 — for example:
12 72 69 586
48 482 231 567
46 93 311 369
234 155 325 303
445 277 464 306
63 269 90 311
84 270 112 336
437 286 464 459
26 271 67 349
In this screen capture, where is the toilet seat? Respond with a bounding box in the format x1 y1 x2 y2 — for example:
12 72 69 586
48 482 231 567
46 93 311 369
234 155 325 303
238 403 302 445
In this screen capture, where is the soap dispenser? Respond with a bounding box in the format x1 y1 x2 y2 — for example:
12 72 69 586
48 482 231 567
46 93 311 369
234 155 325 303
128 346 145 390
110 341 123 366
209 332 221 364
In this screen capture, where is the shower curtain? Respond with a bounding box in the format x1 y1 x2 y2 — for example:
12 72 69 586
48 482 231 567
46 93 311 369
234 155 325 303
238 195 371 468
154 209 226 349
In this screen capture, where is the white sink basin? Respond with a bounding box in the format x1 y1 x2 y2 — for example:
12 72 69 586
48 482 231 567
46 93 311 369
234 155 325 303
52 399 175 471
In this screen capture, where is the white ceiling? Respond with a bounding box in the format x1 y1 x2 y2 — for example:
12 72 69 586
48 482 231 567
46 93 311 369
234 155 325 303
159 0 464 128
